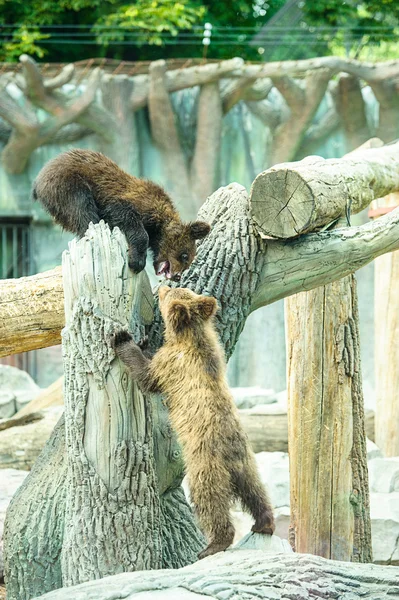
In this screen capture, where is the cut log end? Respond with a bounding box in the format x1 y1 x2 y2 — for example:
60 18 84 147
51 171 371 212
250 169 314 238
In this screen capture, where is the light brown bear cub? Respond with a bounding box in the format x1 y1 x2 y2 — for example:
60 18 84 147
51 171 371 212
112 286 275 558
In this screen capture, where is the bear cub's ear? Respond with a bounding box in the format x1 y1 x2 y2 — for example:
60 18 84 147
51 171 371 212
196 296 218 319
189 221 211 240
169 301 191 331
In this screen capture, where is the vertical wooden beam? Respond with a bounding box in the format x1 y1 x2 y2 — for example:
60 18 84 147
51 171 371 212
285 275 371 561
372 192 399 457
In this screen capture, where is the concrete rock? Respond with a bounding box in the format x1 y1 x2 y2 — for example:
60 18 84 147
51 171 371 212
370 492 399 565
0 366 41 416
367 438 383 461
231 387 277 409
0 392 16 420
369 457 399 493
0 468 29 579
255 451 290 508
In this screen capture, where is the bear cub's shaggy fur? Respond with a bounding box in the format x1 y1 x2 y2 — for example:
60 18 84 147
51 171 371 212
32 149 210 279
112 286 275 558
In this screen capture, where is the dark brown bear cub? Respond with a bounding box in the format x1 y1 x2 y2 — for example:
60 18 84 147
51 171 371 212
112 286 275 558
32 149 210 279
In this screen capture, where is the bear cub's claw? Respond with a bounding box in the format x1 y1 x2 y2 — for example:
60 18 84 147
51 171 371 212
111 330 133 350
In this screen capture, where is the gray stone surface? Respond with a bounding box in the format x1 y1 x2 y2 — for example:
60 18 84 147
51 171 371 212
369 457 399 493
0 366 41 416
0 469 28 579
370 492 399 564
231 387 276 409
0 393 16 420
33 549 399 600
367 438 383 461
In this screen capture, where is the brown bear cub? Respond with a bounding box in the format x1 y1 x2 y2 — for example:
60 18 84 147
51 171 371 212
32 149 210 279
112 286 275 558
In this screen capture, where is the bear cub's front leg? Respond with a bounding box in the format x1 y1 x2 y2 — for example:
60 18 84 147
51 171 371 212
111 330 158 393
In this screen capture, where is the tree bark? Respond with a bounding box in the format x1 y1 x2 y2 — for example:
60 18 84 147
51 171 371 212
0 267 64 358
286 275 371 562
32 551 399 600
373 193 399 456
250 141 399 239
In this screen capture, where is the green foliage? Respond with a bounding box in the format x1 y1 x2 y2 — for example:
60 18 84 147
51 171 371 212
0 0 398 62
303 0 399 58
95 0 205 47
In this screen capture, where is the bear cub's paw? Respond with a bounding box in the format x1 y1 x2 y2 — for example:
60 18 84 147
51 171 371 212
110 330 133 350
251 509 275 535
198 541 232 560
128 249 147 274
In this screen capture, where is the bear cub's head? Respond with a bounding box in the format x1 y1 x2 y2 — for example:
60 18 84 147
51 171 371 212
158 286 218 334
155 221 210 282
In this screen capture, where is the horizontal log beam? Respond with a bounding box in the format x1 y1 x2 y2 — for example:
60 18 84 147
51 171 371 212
241 56 399 83
131 58 243 110
251 206 399 310
0 267 64 358
250 141 399 239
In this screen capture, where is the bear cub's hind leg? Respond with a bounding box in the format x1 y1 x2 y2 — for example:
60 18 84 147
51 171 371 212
232 460 275 536
189 468 235 559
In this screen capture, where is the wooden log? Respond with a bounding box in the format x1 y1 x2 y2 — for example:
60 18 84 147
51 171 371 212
286 275 371 562
0 401 375 471
31 550 399 600
250 140 399 239
0 267 64 358
373 192 399 456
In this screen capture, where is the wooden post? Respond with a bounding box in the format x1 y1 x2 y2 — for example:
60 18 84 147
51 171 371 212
371 192 399 457
285 275 371 561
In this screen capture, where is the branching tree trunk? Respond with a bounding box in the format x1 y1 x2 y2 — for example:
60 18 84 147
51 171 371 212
146 60 223 216
0 55 114 174
271 69 331 163
336 74 371 151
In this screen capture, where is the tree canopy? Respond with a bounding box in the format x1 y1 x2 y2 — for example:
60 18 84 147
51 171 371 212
0 0 398 63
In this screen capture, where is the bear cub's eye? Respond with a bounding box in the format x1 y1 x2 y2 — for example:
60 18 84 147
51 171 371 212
180 252 189 263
